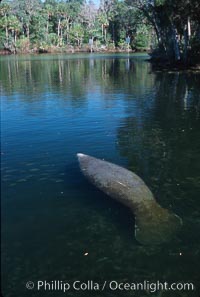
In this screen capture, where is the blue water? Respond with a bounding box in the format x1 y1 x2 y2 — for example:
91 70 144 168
1 53 200 297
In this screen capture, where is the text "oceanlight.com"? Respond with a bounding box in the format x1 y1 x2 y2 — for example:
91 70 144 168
25 280 195 293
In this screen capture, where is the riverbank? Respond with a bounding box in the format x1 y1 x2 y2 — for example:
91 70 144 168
1 46 199 72
148 47 200 72
148 59 200 72
0 44 147 56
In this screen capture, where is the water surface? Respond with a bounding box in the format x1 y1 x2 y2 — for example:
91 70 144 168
1 53 200 297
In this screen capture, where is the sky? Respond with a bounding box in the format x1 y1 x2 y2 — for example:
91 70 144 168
86 0 100 8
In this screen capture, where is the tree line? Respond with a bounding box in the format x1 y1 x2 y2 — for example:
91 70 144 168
0 0 200 65
0 0 152 52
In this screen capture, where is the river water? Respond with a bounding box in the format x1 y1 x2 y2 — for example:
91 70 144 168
1 54 200 297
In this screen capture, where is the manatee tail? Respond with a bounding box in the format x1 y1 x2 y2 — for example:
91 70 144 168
134 201 182 245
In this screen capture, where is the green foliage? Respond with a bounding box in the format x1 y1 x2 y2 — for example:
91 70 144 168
0 0 199 64
154 0 166 6
132 25 151 49
30 14 47 42
126 0 200 64
15 37 30 52
46 33 59 45
0 3 10 16
0 0 152 52
0 30 6 47
0 15 7 31
67 23 84 45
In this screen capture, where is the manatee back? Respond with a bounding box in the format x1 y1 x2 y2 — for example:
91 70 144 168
78 154 154 208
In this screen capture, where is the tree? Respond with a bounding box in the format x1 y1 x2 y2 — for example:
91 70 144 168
43 2 55 38
98 0 117 42
7 15 21 44
126 0 200 63
12 0 41 41
0 3 11 45
79 0 98 41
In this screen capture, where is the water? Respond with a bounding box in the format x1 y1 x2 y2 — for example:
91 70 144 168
1 53 200 297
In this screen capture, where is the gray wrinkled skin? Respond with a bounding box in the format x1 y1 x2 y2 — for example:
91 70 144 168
77 153 182 245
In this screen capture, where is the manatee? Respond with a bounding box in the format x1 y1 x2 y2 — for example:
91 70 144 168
77 153 182 245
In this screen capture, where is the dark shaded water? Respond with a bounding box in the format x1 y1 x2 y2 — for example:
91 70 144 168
1 54 200 297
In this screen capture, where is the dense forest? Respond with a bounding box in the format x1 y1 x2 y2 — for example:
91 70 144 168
0 0 200 65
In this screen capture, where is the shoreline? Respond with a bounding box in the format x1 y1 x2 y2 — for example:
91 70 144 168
0 46 147 56
1 48 199 72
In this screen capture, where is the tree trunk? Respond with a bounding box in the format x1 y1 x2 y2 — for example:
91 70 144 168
57 18 61 46
187 17 191 39
14 31 17 44
66 21 69 44
151 11 162 44
183 84 188 110
5 26 8 44
159 22 180 62
27 24 30 40
60 27 63 45
183 23 189 64
172 25 180 61
144 6 181 63
58 18 61 37
46 20 49 38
